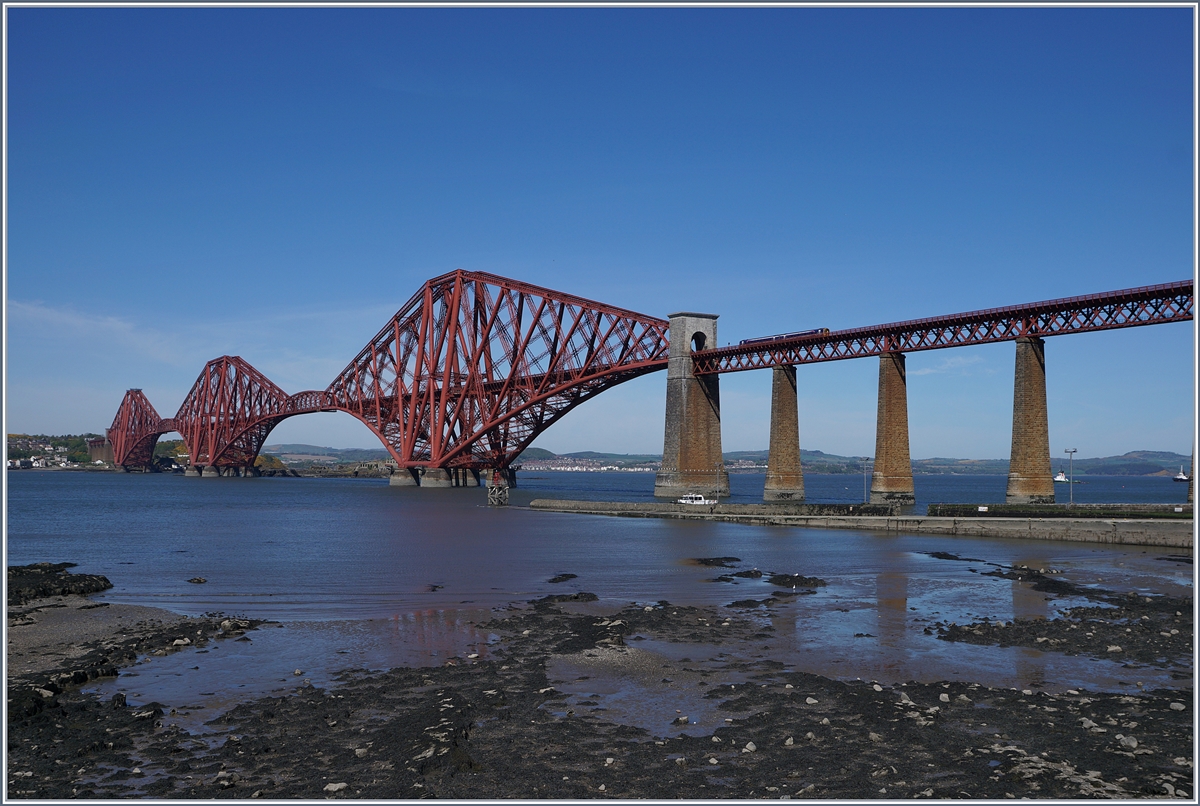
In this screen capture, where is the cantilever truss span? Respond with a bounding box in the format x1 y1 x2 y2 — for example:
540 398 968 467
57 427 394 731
693 280 1194 374
105 275 1191 471
107 270 670 470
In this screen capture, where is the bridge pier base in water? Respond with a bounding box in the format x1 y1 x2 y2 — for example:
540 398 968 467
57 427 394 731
870 352 915 505
1006 336 1055 504
388 468 420 486
485 468 518 488
187 465 224 478
420 468 455 488
764 365 805 502
654 312 729 499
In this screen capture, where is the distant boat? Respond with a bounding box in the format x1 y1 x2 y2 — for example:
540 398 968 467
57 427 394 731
1054 470 1069 483
1173 466 1190 483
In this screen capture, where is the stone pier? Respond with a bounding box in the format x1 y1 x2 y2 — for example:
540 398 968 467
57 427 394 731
388 468 420 486
420 468 455 488
390 467 483 487
485 468 518 488
1006 336 1055 504
870 352 915 505
654 313 729 498
764 365 805 502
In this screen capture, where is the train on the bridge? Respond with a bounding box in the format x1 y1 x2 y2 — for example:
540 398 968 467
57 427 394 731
738 328 830 346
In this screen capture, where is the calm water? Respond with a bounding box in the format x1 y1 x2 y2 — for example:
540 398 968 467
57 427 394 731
5 470 1190 620
6 469 1193 725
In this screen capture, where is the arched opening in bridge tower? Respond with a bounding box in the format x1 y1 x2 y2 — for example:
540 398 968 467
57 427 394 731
691 332 707 352
261 412 398 471
150 432 188 470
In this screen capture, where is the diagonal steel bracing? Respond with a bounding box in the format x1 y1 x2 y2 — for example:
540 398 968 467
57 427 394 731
106 275 1191 470
693 280 1193 374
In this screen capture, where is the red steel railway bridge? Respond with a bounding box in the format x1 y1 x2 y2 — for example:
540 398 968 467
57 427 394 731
100 272 1192 501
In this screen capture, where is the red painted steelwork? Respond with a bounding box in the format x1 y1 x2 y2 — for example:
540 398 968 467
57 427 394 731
107 390 173 469
326 269 671 468
108 270 670 469
694 280 1193 374
106 275 1190 470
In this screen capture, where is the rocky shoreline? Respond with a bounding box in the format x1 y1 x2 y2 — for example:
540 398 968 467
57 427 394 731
5 564 1194 799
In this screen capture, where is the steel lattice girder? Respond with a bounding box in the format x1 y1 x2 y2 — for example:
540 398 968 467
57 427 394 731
325 269 671 468
693 280 1193 374
105 274 1190 471
172 356 298 466
108 390 167 467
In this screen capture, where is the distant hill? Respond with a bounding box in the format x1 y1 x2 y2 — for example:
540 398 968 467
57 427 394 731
560 450 663 463
516 447 556 461
267 442 1190 476
262 444 391 463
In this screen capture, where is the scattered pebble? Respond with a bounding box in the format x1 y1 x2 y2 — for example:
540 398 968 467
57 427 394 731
744 742 757 753
805 697 818 705
323 782 347 793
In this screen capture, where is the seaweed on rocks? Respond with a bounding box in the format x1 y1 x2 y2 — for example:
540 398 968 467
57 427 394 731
766 573 826 588
8 563 113 606
694 557 741 568
7 570 1195 799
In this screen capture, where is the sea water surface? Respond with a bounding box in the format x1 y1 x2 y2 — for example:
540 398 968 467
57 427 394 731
6 470 1193 730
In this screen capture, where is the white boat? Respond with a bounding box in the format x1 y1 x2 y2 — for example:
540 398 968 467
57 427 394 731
1053 470 1069 483
1173 466 1190 483
678 493 718 505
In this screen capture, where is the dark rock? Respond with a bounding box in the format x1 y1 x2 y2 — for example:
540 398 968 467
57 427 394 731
7 563 113 605
694 557 741 568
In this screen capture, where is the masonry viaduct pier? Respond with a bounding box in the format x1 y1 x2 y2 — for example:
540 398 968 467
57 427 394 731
102 274 1192 505
655 280 1193 504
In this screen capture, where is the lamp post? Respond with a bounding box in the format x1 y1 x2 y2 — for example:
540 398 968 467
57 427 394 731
1064 448 1077 506
862 457 873 504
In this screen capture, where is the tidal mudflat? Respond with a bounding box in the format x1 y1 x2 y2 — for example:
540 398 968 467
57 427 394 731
5 554 1193 800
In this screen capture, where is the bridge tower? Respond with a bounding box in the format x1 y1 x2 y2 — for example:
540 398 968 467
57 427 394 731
654 312 729 498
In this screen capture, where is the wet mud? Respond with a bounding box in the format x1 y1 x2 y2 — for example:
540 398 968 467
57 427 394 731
5 561 1194 799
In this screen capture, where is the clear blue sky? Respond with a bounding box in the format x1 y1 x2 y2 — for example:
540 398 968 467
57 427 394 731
5 6 1195 460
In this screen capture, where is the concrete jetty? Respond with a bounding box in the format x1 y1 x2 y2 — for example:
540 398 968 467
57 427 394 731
528 499 1194 549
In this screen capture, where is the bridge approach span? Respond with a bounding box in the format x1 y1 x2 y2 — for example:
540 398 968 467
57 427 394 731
694 280 1193 374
